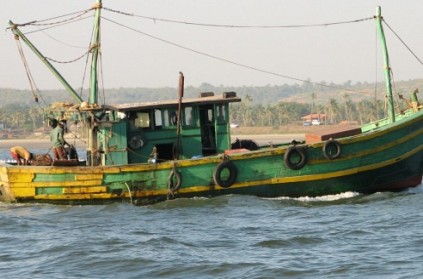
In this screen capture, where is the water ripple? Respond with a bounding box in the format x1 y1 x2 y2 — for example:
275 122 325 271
0 184 422 278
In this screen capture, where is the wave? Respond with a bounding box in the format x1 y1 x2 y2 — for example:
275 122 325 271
265 191 360 203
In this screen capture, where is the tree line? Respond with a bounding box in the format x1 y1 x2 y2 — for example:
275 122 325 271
230 94 386 127
0 93 404 133
0 79 421 133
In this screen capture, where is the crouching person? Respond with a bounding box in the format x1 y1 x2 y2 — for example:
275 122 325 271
9 146 33 165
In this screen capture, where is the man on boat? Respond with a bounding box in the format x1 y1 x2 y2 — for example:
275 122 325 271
9 146 33 165
49 118 66 160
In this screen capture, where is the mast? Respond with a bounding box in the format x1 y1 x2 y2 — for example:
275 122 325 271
8 21 83 104
375 6 395 123
90 0 102 105
86 0 102 166
175 72 184 160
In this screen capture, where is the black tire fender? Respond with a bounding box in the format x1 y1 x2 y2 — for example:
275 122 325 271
213 160 238 188
323 139 342 160
284 146 307 170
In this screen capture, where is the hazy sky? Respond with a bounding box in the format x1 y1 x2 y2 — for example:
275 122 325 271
1 0 422 90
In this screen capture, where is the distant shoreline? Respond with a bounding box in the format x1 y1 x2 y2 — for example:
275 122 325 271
0 133 306 150
0 138 88 150
0 124 361 150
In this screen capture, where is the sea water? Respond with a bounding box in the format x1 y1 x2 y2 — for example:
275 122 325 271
0 189 422 279
0 148 422 278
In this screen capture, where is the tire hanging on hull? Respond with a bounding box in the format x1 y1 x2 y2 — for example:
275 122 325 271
323 139 342 160
284 146 307 170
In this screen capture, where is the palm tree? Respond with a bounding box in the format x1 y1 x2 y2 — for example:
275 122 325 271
327 98 340 124
239 95 253 127
342 93 350 121
29 107 40 132
311 92 316 115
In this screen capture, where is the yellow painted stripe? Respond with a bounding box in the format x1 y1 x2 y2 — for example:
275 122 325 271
5 166 122 175
75 174 103 181
228 148 286 161
8 172 35 183
34 193 115 200
12 187 35 198
12 179 103 188
63 186 107 194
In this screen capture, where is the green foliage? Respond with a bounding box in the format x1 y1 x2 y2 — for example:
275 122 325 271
0 102 44 132
0 78 421 132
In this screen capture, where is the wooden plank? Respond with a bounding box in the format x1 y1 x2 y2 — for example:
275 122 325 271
224 149 250 155
12 187 35 198
75 174 103 181
306 127 362 144
8 172 35 183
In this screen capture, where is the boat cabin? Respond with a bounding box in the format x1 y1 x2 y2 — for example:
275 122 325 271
93 92 241 165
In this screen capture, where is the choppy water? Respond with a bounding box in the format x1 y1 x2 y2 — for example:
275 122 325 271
1 145 423 278
1 185 423 279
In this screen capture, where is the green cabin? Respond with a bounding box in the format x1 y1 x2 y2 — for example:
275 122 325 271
93 92 241 166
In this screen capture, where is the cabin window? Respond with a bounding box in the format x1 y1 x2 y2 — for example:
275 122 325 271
184 106 195 126
203 108 214 124
163 110 169 126
154 109 162 128
163 109 178 127
216 104 227 124
116 112 126 120
134 112 150 128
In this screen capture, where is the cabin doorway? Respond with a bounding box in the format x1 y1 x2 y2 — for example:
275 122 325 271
199 105 216 156
155 143 174 161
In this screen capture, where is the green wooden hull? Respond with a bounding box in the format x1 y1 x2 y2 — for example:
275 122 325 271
1 110 422 205
6 4 421 205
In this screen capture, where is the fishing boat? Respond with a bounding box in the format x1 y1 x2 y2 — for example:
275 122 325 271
1 2 422 205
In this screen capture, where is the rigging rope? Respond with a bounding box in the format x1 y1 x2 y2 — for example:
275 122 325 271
23 15 93 35
97 27 107 107
103 7 373 28
44 50 91 64
14 36 47 107
11 5 420 101
382 19 423 67
373 25 380 119
45 49 90 64
102 16 367 95
16 9 93 27
79 50 90 98
37 27 87 49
